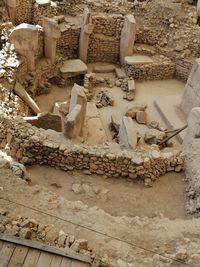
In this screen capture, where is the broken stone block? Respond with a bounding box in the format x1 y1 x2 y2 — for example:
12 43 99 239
96 89 114 108
19 228 32 239
136 110 147 124
119 116 137 149
24 112 62 132
115 68 126 79
125 103 147 118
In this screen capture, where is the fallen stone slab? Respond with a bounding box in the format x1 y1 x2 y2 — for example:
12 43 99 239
124 55 153 65
93 64 116 73
24 112 62 132
60 59 88 78
119 116 137 149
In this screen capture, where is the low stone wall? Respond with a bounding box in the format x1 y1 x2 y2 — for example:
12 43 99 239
175 59 193 82
124 56 175 80
0 115 183 183
15 0 33 25
87 14 124 63
33 2 57 26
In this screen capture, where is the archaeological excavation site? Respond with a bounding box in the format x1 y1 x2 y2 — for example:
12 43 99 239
1 0 200 266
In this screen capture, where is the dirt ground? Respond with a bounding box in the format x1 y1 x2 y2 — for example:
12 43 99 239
0 167 200 266
28 165 187 220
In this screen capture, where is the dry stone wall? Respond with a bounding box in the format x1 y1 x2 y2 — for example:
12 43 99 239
33 2 57 25
124 56 175 81
0 115 184 183
57 26 81 58
87 14 124 63
15 0 33 24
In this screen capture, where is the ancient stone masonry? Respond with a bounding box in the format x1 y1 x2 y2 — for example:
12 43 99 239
87 13 124 63
4 0 16 25
124 55 175 80
33 0 57 25
0 115 184 184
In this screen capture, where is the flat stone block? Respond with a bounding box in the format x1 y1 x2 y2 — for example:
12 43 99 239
60 59 88 78
93 64 116 73
125 55 153 65
127 80 136 92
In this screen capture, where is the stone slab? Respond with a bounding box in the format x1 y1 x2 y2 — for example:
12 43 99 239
119 116 137 150
127 80 136 92
60 59 88 78
93 64 116 73
124 55 153 65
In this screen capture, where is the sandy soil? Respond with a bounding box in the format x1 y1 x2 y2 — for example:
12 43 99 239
28 165 187 220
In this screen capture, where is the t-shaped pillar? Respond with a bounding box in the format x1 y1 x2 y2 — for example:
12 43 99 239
79 7 94 63
10 23 40 71
4 0 17 25
43 17 61 63
120 15 136 65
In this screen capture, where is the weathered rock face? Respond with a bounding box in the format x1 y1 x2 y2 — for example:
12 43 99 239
181 59 200 117
119 116 137 150
64 104 82 138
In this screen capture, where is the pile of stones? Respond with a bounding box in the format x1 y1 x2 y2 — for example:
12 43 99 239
96 89 114 108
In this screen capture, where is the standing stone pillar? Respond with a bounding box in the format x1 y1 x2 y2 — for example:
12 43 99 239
183 107 200 154
79 7 94 63
43 17 61 63
10 23 40 71
4 0 17 25
180 59 200 116
120 15 136 65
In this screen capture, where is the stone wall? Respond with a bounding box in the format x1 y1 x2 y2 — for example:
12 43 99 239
15 0 33 24
87 14 124 63
33 2 57 25
0 115 183 183
57 26 81 58
124 56 175 81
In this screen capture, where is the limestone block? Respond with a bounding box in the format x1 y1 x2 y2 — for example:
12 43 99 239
124 55 153 65
24 112 62 132
64 104 82 138
69 83 87 135
111 112 121 132
136 111 147 124
43 17 61 63
127 80 136 92
119 116 137 150
181 59 200 116
10 23 40 71
53 101 68 116
120 15 136 64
